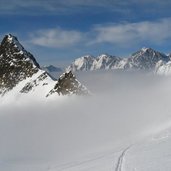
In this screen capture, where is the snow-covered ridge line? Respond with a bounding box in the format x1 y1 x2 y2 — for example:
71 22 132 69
155 61 171 75
66 48 170 73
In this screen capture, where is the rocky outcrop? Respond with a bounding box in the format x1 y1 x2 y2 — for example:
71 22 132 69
47 71 89 97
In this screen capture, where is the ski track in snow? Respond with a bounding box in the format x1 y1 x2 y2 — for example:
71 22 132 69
115 146 131 171
48 151 115 171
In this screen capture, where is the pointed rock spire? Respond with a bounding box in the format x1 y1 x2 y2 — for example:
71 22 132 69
46 71 89 97
0 34 40 94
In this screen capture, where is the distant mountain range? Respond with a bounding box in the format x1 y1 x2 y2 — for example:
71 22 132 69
0 34 89 98
42 65 62 73
66 48 171 75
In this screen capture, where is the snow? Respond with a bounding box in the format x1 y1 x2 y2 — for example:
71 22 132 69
155 61 171 75
1 69 56 103
122 129 171 171
67 54 122 71
141 47 149 52
112 58 128 69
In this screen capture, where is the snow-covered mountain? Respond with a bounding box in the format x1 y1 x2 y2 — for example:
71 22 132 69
92 54 123 70
66 54 123 71
0 34 40 95
0 34 89 98
129 47 169 70
66 48 170 72
66 55 96 71
42 65 62 73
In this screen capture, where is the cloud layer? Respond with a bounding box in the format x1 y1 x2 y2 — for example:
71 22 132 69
93 18 171 46
1 72 171 171
29 18 171 49
30 28 83 48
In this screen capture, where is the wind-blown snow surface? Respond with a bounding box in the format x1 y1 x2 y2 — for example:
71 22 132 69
1 71 171 171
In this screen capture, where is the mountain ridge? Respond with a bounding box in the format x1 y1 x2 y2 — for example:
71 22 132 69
66 47 170 72
42 65 62 73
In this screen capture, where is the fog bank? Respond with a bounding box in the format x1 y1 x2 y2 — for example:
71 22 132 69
0 71 171 169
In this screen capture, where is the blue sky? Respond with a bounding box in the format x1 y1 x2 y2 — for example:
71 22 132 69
1 0 171 66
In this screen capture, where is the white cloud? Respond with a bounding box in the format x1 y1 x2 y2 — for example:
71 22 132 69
29 18 171 49
92 18 171 46
30 28 83 48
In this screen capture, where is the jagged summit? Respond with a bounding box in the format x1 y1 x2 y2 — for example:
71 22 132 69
66 55 95 72
47 71 89 97
2 34 17 44
129 47 169 69
133 47 167 58
140 47 153 52
141 47 149 52
66 54 122 72
0 34 41 94
1 34 40 68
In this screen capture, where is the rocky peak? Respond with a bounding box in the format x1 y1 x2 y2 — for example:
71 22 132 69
133 47 167 58
0 34 40 94
1 34 40 68
129 47 169 69
47 71 89 96
66 55 95 72
140 47 153 53
92 54 121 70
97 53 110 59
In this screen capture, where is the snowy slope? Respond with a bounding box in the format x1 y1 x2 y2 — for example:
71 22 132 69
2 70 56 101
122 133 171 171
155 61 171 75
1 128 171 171
66 55 96 72
53 129 171 171
91 54 122 70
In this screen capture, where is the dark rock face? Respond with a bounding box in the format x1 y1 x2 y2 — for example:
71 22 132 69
0 34 40 94
47 71 89 96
